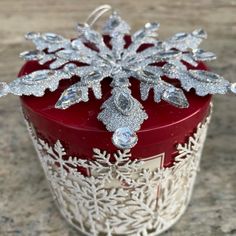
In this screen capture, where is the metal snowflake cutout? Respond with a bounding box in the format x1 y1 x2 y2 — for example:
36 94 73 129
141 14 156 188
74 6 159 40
75 148 143 187
0 5 235 149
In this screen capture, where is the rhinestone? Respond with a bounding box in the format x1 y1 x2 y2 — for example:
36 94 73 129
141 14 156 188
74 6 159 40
103 12 130 35
56 88 79 109
64 63 77 74
144 22 160 30
25 32 40 40
173 32 188 41
43 33 64 43
84 30 99 43
158 50 180 60
86 71 102 82
56 85 88 109
162 87 189 108
110 18 120 28
192 28 207 39
56 50 76 60
230 83 236 94
20 50 44 61
22 70 53 85
77 23 87 34
71 39 82 50
193 49 216 61
190 70 220 83
114 91 134 115
112 127 138 149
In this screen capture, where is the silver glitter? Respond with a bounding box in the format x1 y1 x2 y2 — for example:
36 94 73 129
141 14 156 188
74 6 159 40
0 6 234 148
0 82 10 97
112 127 138 149
163 28 207 51
6 69 71 97
98 88 148 132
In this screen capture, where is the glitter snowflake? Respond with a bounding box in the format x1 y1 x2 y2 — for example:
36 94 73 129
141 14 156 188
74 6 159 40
0 6 235 149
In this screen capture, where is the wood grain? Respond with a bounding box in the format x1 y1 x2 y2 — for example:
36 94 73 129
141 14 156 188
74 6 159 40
0 0 236 235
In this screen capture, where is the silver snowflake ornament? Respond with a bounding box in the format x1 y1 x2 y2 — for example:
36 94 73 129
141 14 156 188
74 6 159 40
0 6 235 149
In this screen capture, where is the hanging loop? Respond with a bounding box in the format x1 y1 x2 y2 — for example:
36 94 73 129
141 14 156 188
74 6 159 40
85 5 112 27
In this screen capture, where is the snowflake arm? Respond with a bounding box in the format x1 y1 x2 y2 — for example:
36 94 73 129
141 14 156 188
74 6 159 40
162 63 231 96
25 32 71 52
123 22 160 59
102 12 130 60
55 71 105 109
2 69 71 97
163 28 207 51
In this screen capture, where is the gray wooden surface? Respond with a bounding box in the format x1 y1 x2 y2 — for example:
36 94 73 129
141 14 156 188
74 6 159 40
0 0 236 235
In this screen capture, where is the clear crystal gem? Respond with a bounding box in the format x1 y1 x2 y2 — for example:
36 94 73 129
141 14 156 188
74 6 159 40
193 49 216 61
22 70 54 85
173 32 188 41
114 92 134 115
162 87 189 108
191 70 220 83
77 23 87 34
158 50 180 60
57 89 78 108
56 86 85 109
57 49 75 59
86 71 102 82
192 29 207 39
25 32 40 40
103 12 130 35
230 83 236 94
84 30 99 43
112 127 138 149
110 18 120 28
64 63 77 74
71 39 82 50
144 22 159 30
20 50 44 61
43 33 64 43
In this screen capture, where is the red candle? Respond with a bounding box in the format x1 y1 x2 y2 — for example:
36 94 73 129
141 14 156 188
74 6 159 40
20 58 211 168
